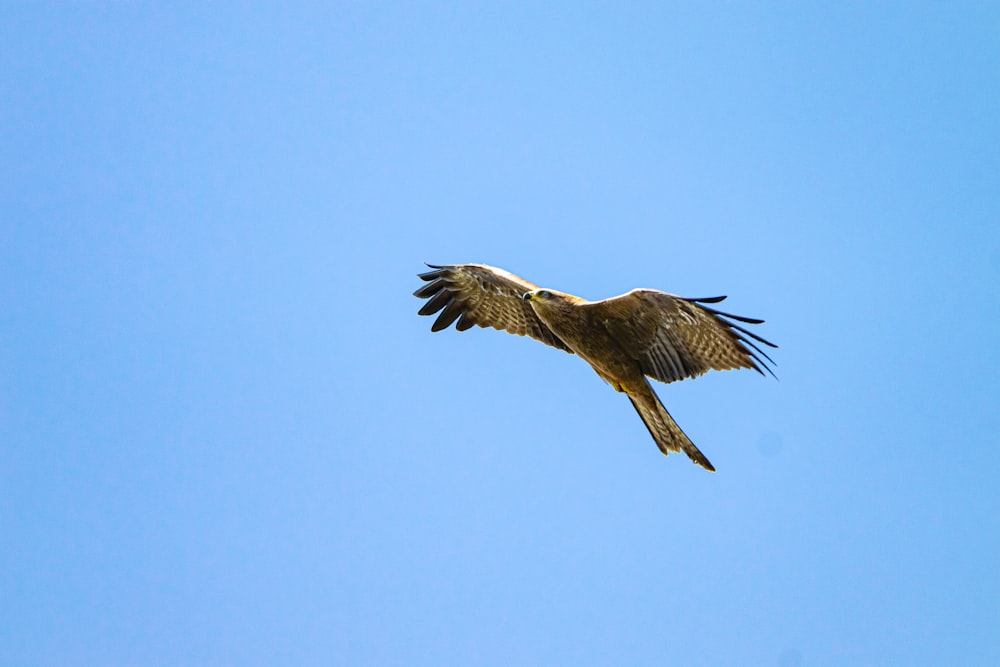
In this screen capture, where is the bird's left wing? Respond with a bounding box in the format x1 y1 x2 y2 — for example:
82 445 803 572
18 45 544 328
414 263 572 352
585 289 776 384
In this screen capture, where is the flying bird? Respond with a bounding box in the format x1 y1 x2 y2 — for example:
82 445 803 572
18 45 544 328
414 263 776 471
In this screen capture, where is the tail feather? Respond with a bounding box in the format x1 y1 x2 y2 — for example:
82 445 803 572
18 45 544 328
626 381 715 472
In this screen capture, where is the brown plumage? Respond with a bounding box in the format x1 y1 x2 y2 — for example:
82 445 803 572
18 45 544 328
414 263 777 471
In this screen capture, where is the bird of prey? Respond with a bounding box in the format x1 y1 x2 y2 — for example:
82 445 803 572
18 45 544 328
414 263 776 471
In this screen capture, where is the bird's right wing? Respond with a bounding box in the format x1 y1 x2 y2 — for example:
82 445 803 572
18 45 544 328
585 289 776 384
414 263 572 352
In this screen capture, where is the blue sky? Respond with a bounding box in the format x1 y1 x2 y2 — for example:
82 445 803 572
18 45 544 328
2 3 998 665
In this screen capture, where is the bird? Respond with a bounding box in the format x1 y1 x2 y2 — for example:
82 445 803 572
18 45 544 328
414 263 776 471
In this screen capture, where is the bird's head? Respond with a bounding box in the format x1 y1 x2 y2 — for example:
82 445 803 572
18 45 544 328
522 289 556 302
523 289 585 312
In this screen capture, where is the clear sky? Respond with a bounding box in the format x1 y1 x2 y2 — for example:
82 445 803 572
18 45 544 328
2 3 998 666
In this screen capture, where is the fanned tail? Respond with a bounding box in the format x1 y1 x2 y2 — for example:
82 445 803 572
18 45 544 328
626 380 715 472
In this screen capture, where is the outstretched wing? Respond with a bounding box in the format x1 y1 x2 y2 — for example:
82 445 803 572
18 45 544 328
586 289 777 384
414 263 572 352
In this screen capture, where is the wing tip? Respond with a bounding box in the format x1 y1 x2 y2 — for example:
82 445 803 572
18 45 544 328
693 299 779 379
686 295 728 304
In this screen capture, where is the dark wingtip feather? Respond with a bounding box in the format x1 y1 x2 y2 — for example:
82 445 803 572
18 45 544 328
695 303 768 325
455 312 475 331
744 338 777 367
744 342 778 380
726 321 778 348
417 290 452 317
431 299 464 332
687 295 728 304
413 278 445 298
694 300 780 379
712 309 765 325
753 361 779 381
418 263 451 281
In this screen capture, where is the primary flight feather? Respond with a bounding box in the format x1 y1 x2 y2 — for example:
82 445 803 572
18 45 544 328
414 263 777 471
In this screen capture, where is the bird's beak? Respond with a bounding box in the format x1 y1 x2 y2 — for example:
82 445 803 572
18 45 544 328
523 292 535 302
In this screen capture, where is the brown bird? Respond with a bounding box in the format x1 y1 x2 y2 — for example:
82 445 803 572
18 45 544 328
414 263 776 471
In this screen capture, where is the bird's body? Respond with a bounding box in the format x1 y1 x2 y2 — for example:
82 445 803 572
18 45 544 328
525 291 632 387
414 263 776 471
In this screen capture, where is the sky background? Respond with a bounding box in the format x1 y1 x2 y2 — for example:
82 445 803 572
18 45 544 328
2 3 999 666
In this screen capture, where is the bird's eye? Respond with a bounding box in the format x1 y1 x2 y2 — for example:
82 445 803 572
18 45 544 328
538 290 551 298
